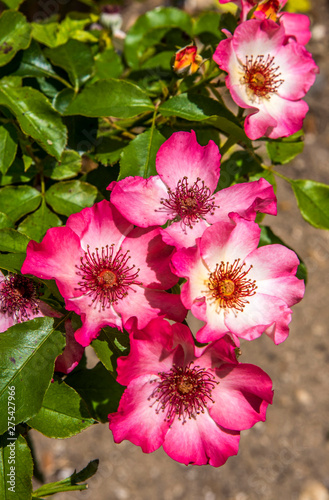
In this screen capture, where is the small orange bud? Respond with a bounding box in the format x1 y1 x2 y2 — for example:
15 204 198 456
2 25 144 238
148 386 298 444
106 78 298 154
253 0 281 21
172 45 202 76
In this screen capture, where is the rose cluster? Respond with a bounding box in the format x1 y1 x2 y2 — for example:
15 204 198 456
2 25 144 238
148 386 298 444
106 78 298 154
13 128 303 466
0 0 314 467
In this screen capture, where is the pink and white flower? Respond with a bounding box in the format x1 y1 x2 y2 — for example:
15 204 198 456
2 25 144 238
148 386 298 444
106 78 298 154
21 200 186 347
109 131 276 249
109 318 273 466
213 19 318 140
171 215 305 345
0 271 83 373
0 271 59 332
219 0 311 45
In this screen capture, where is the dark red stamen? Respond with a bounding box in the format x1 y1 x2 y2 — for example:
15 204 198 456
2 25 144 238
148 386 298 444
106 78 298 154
243 54 284 99
207 259 257 312
159 177 218 229
75 244 142 310
149 362 218 424
0 274 40 321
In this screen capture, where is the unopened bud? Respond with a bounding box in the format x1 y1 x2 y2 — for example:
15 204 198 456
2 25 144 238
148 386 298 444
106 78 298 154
172 45 202 77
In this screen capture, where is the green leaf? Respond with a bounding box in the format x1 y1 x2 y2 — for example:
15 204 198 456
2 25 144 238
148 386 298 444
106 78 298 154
94 137 128 166
119 128 165 180
44 149 82 180
0 158 37 187
52 88 75 114
32 459 98 498
193 12 222 42
45 39 94 90
45 180 98 217
2 0 25 8
91 326 129 373
64 79 154 118
125 7 193 69
266 130 304 165
0 317 66 434
93 48 124 81
66 362 125 422
159 93 250 144
259 225 307 283
28 380 95 438
289 179 329 230
0 124 18 176
141 51 172 70
0 229 30 253
0 185 41 222
0 78 67 160
0 10 31 67
0 253 26 273
18 201 62 242
0 212 14 229
13 39 57 80
217 150 260 190
0 434 33 500
31 15 98 49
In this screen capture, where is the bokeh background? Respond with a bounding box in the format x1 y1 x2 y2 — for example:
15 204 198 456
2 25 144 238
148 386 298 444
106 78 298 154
25 0 329 498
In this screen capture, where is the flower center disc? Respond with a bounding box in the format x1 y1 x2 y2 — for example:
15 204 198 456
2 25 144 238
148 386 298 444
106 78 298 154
243 54 284 99
75 245 142 310
160 177 218 228
177 376 194 394
219 279 235 297
0 274 40 321
207 259 257 312
97 270 117 287
149 363 218 424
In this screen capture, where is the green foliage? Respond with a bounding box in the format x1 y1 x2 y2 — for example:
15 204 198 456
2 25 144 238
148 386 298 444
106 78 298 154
0 318 65 434
43 149 82 180
93 48 124 81
119 127 165 180
45 39 94 91
266 131 304 165
64 79 154 118
66 362 125 423
289 179 329 230
0 77 67 159
0 10 31 67
125 7 193 69
0 185 41 222
31 14 98 48
159 94 250 143
0 2 325 494
0 124 17 175
28 380 95 438
0 228 30 252
0 434 33 500
92 326 129 373
32 459 99 497
17 200 62 242
0 252 26 272
45 180 98 217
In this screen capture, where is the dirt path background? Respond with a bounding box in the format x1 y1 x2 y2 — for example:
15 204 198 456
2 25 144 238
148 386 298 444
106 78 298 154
31 1 329 498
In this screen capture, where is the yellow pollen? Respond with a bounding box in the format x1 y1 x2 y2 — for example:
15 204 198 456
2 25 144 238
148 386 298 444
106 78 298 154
219 279 235 297
184 197 197 208
177 377 194 394
97 270 117 287
251 72 266 88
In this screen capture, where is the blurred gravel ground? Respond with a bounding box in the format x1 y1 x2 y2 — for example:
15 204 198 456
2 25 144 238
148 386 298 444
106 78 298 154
31 0 329 499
